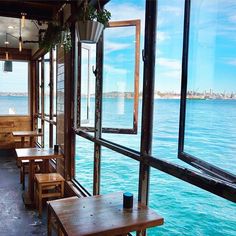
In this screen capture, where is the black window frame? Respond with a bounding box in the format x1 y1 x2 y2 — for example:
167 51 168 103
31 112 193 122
178 0 236 184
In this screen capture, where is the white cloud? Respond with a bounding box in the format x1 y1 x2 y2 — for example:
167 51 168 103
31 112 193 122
160 70 181 79
225 59 236 66
160 6 182 16
157 58 181 70
107 2 145 36
156 58 182 80
157 31 169 42
107 2 145 23
104 64 127 76
104 41 131 53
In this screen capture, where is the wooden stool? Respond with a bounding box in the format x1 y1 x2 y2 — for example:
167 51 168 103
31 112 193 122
20 159 43 190
35 173 65 217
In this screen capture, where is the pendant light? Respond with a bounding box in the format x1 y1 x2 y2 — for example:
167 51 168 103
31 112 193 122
5 33 9 60
4 34 12 72
4 34 13 72
19 19 22 52
21 13 26 28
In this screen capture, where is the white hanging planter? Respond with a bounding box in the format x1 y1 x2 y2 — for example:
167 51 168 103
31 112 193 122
76 20 104 44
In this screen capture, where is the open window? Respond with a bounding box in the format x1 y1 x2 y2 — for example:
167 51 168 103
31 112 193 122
77 20 140 134
0 60 29 115
178 0 236 184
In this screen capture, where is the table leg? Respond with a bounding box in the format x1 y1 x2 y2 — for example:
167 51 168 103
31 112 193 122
136 230 146 236
30 136 34 147
28 159 35 202
44 159 50 173
21 137 25 148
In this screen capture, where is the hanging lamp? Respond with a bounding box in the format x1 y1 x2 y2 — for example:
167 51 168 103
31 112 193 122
19 18 22 52
4 33 13 72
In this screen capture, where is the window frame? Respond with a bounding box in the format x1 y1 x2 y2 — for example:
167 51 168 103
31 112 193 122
72 0 236 204
35 50 57 148
76 20 141 134
178 0 236 184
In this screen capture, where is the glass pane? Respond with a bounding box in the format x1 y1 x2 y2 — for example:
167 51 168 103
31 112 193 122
184 0 236 174
44 60 50 116
80 44 96 127
75 136 94 194
153 0 184 162
53 49 57 118
44 121 50 148
37 118 42 145
53 124 57 145
0 61 29 115
149 168 236 236
38 61 41 114
101 147 139 197
102 25 136 129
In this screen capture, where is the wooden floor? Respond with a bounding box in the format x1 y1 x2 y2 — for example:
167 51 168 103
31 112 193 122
0 149 47 236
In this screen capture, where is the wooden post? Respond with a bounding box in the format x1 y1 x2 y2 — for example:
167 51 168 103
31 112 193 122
138 0 157 235
49 49 54 148
93 33 104 196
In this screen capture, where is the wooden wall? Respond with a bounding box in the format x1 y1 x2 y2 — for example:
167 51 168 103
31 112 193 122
0 116 31 149
56 47 65 176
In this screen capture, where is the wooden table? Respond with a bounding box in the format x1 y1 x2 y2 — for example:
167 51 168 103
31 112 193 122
12 131 43 147
15 148 63 206
47 192 164 236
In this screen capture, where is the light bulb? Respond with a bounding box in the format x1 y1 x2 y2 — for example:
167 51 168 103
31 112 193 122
19 36 22 52
21 14 25 28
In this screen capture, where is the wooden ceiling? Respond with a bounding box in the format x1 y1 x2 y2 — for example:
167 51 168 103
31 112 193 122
0 1 68 21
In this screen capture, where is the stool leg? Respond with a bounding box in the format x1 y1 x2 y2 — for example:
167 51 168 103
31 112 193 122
35 182 38 210
61 181 64 198
20 166 23 184
58 228 63 236
22 164 25 190
38 185 42 218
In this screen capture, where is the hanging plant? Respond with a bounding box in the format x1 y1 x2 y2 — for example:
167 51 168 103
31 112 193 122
39 22 72 51
76 0 111 43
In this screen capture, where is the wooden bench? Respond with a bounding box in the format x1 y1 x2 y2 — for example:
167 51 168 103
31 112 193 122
0 117 32 148
0 121 15 148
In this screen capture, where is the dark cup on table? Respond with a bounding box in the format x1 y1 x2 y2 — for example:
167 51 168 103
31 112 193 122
123 192 133 209
54 144 59 154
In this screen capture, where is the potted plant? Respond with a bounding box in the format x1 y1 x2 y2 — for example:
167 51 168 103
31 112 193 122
39 22 72 51
76 0 111 43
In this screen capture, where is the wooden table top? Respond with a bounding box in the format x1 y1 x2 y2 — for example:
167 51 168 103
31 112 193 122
15 148 63 161
35 173 65 183
48 192 164 236
12 131 43 137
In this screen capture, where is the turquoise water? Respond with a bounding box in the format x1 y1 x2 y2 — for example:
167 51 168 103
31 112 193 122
75 98 236 236
0 96 28 115
1 96 235 235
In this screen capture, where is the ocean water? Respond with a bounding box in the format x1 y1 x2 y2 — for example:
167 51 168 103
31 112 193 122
1 96 235 235
75 98 236 236
0 96 28 115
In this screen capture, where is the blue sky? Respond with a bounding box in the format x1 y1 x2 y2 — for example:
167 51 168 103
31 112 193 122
1 0 236 94
102 0 236 93
0 61 28 93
